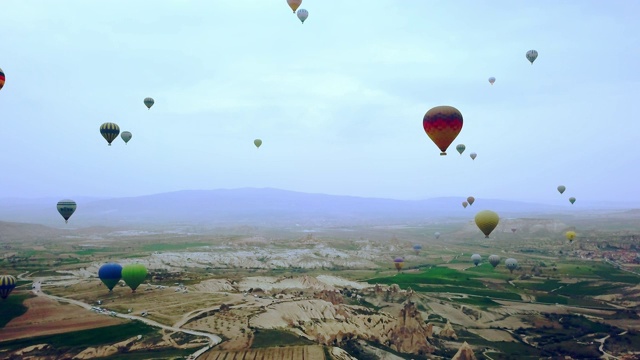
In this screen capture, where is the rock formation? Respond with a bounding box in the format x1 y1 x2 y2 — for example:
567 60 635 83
438 321 458 339
386 300 434 355
451 341 477 360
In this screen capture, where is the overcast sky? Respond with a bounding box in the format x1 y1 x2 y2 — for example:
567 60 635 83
1 0 639 204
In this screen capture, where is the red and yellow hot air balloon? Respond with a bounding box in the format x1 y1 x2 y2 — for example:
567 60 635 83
0 67 5 91
422 106 463 156
287 0 302 13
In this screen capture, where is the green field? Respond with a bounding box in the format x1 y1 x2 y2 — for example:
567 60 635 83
0 293 32 328
0 321 161 352
250 329 316 348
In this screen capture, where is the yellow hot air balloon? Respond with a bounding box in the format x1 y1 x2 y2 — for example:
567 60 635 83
565 231 576 242
254 139 262 148
475 210 499 238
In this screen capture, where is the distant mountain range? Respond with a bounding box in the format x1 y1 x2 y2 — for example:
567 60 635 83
0 188 637 228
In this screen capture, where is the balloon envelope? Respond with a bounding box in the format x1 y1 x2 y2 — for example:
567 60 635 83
566 231 576 242
505 258 518 273
144 97 154 109
287 0 301 13
121 131 132 144
0 275 16 300
57 199 77 223
471 254 482 266
475 210 499 238
423 106 463 156
569 197 576 204
254 139 262 148
297 9 308 23
456 144 466 155
488 255 500 268
100 122 120 146
0 67 5 91
99 263 123 291
526 50 538 64
488 77 496 85
470 152 477 160
434 232 441 239
557 185 566 194
462 201 468 208
121 264 148 292
467 196 475 206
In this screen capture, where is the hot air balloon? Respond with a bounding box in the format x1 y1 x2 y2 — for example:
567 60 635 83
470 152 477 160
569 197 576 205
423 106 463 156
413 244 422 255
471 254 482 266
505 258 518 273
297 9 308 24
144 97 154 109
526 50 538 64
467 196 475 206
121 131 132 144
287 0 301 13
434 232 441 240
557 185 566 194
254 139 262 148
511 228 517 233
100 122 120 146
488 77 496 85
488 255 500 268
475 210 499 238
99 263 123 292
462 201 468 208
57 199 77 224
456 144 466 155
393 257 404 272
121 263 148 292
565 231 576 242
0 67 5 91
0 275 16 300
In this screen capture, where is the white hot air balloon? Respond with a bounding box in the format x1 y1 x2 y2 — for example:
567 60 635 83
297 9 308 24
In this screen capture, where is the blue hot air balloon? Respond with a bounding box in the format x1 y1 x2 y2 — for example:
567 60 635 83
98 263 123 291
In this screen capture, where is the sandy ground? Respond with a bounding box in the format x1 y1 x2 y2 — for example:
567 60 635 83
0 296 124 341
200 345 326 360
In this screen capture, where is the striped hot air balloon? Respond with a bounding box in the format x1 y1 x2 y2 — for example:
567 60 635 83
57 199 77 223
0 275 17 300
100 122 120 146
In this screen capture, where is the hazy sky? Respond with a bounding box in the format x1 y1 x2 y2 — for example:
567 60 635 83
1 1 639 204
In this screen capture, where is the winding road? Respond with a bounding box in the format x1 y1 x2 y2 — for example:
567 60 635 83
20 272 222 360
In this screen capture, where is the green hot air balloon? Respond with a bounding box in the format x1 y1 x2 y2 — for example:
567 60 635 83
121 263 148 292
475 210 499 238
569 197 576 205
121 131 132 144
526 50 538 64
557 185 566 194
0 275 17 300
57 199 77 223
144 97 154 109
100 122 120 146
456 144 466 155
254 139 262 148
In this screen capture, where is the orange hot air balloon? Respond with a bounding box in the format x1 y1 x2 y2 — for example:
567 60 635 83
422 106 463 156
